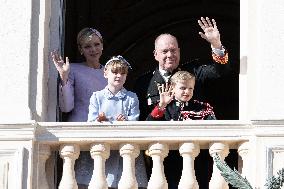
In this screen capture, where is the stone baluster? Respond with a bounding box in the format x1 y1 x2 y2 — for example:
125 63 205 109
59 144 80 189
238 142 250 181
88 143 110 189
118 143 140 189
38 144 51 189
147 143 169 189
178 142 200 189
209 142 229 189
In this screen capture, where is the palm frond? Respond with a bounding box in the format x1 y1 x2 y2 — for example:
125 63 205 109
212 153 253 189
265 168 284 189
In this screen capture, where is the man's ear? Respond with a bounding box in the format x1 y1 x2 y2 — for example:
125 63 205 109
153 49 158 61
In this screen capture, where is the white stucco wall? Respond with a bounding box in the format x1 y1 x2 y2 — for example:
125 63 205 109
0 1 32 121
47 0 64 122
246 0 284 120
0 1 59 122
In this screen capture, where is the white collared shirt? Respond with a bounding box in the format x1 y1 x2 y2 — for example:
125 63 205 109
211 45 225 56
159 69 171 82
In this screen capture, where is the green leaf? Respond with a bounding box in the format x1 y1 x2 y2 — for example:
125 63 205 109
212 153 253 189
265 168 284 189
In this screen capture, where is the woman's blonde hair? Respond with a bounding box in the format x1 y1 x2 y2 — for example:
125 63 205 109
77 28 103 49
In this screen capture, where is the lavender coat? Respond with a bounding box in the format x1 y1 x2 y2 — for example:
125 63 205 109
58 63 107 121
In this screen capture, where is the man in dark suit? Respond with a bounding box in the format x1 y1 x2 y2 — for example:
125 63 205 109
134 17 229 121
133 17 230 189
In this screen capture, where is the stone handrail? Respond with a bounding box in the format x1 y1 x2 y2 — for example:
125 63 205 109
3 120 284 188
34 120 252 189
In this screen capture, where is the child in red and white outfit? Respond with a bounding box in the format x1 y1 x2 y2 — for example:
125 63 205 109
146 71 216 121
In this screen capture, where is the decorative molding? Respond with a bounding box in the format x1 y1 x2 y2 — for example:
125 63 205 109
254 122 284 137
0 122 36 141
267 146 284 180
0 162 9 189
0 147 24 189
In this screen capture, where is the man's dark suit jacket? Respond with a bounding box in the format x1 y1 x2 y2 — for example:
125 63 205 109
134 58 230 120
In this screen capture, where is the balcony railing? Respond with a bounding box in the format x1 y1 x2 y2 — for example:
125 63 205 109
2 120 284 189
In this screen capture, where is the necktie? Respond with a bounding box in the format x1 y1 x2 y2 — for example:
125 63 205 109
163 72 171 77
163 72 171 82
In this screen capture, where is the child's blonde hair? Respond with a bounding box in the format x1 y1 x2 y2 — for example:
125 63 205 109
105 56 131 74
170 71 195 86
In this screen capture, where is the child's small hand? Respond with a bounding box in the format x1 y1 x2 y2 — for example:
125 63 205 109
116 114 127 121
157 83 174 108
96 112 108 122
